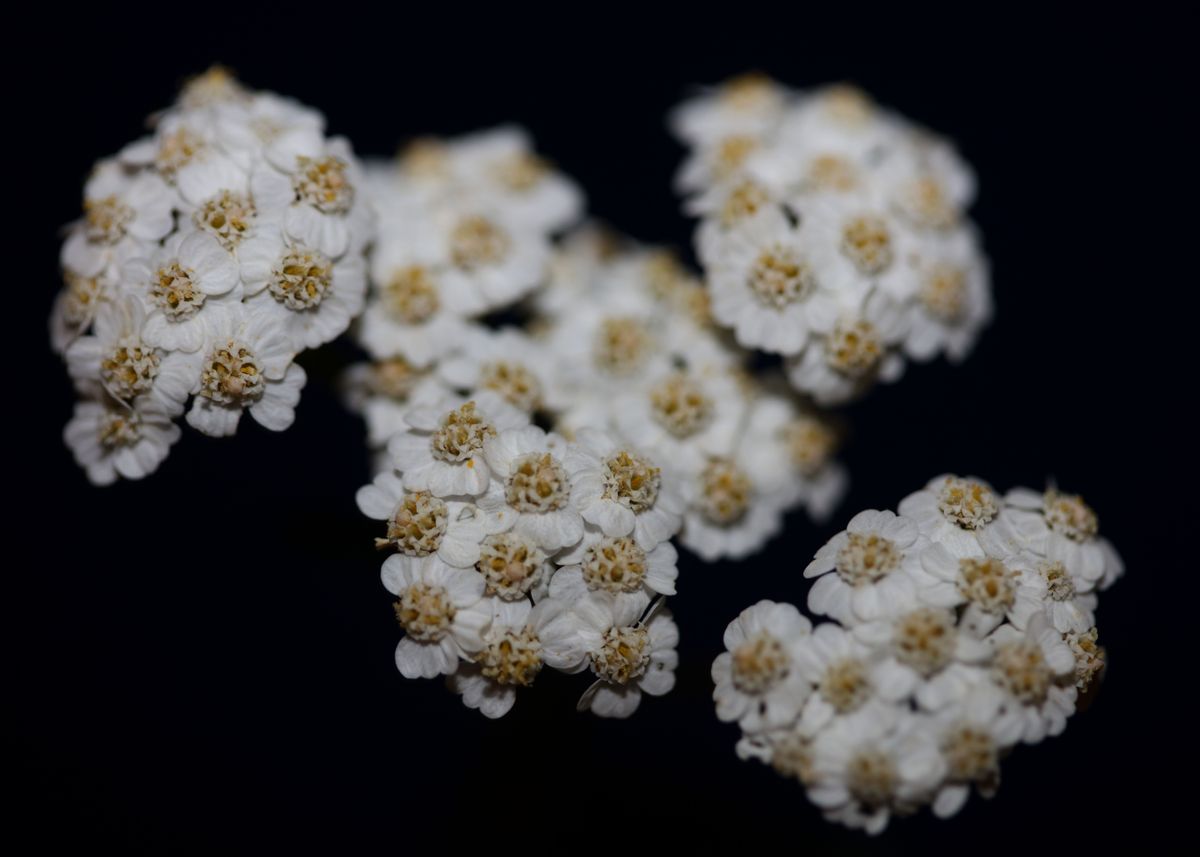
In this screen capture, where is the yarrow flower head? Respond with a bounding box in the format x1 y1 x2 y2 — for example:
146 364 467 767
713 475 1125 834
55 68 373 484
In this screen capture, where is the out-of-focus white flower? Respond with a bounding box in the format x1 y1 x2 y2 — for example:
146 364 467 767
670 73 789 148
382 554 491 679
996 487 1124 590
986 616 1077 744
64 385 181 485
712 600 813 733
438 326 559 414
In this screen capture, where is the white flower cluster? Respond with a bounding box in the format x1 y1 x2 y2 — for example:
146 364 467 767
672 74 992 405
713 475 1122 833
348 129 850 717
54 68 372 484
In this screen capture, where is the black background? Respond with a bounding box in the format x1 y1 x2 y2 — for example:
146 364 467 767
12 11 1190 855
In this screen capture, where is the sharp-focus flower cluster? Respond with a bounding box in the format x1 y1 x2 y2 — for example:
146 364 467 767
713 475 1122 833
348 128 851 717
672 74 992 405
55 68 372 484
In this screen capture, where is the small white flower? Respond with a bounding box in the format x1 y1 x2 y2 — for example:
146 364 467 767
387 390 529 498
65 297 196 418
438 326 558 413
712 600 813 733
707 207 849 356
240 228 368 351
63 385 181 485
574 594 678 718
784 290 908 406
985 616 1077 744
670 72 789 148
478 426 585 553
251 135 368 259
804 509 926 625
807 704 944 835
898 474 1010 559
382 554 491 679
926 683 1014 819
915 546 1044 638
356 470 494 568
902 228 992 363
125 231 241 353
678 454 789 561
120 112 244 207
791 623 903 735
447 597 587 718
184 305 305 437
995 486 1123 589
549 529 677 612
473 530 554 603
50 268 115 355
565 428 684 551
60 160 176 279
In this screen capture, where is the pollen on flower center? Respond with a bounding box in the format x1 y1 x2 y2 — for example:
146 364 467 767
713 135 758 181
835 531 901 586
846 749 897 808
480 360 541 412
770 731 816 786
593 316 653 376
293 155 354 214
394 583 456 642
1066 627 1103 692
179 66 248 110
649 373 713 438
730 631 790 695
477 627 543 686
893 608 956 676
920 264 968 322
957 558 1017 614
270 248 333 310
822 84 874 126
942 726 998 785
430 401 495 462
194 190 257 249
992 640 1052 705
700 458 753 526
101 338 160 400
824 319 883 377
376 491 448 556
808 154 858 192
84 196 134 244
493 151 548 191
398 138 449 178
590 625 651 685
198 339 264 405
450 216 511 270
820 657 872 714
62 272 103 327
1044 490 1098 542
895 177 958 230
937 477 997 530
150 262 206 320
748 245 817 309
506 452 569 513
1040 561 1076 601
721 181 770 228
383 266 440 325
97 408 141 448
780 417 837 476
582 536 647 594
367 357 425 401
156 128 205 179
602 450 661 513
476 532 545 600
721 72 776 110
840 214 894 276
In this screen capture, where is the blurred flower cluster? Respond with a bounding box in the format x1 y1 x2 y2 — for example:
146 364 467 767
713 475 1122 833
55 69 372 484
347 128 850 717
672 74 992 405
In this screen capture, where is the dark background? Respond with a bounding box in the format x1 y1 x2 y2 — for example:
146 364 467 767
12 11 1189 855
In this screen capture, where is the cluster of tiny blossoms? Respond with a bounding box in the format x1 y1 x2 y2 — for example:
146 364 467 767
713 475 1122 833
54 69 372 484
347 129 849 717
672 74 992 405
